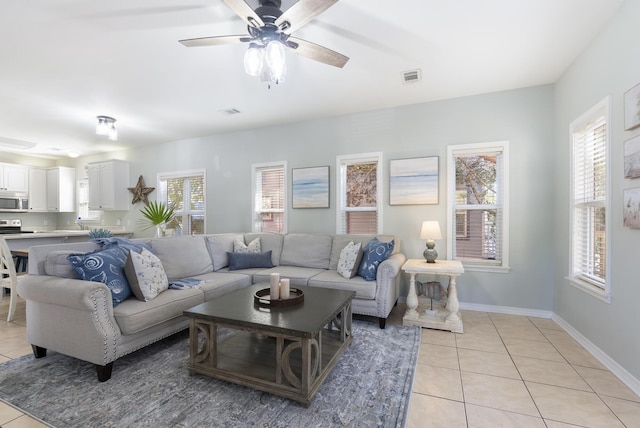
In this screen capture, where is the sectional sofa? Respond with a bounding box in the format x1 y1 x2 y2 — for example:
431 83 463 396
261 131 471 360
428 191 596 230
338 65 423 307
18 232 405 381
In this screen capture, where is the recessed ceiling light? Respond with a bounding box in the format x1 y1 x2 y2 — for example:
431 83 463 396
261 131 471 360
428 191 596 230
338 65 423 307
68 152 80 158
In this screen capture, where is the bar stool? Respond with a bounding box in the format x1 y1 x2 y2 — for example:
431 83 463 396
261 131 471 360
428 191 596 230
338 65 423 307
11 249 29 274
1 237 22 322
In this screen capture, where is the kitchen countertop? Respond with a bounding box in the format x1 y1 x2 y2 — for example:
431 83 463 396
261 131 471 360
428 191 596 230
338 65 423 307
2 230 133 240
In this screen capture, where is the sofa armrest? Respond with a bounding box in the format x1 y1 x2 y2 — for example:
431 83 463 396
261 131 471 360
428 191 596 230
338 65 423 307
377 252 406 280
18 275 114 312
17 275 121 366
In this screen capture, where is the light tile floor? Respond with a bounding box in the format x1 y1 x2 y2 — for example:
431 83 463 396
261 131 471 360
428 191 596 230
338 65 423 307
2 297 640 427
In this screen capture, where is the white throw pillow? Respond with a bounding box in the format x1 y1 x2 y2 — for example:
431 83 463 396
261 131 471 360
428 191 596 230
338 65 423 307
124 248 169 301
234 237 261 253
337 241 364 279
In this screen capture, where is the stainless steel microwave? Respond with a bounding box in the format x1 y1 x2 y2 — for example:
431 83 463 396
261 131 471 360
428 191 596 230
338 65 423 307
0 194 29 212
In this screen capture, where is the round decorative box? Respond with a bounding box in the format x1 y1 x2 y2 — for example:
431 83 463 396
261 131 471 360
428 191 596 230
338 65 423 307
254 287 304 307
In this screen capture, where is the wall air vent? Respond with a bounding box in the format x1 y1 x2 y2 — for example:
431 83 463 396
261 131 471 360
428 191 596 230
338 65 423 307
219 108 241 115
0 137 37 150
402 69 422 84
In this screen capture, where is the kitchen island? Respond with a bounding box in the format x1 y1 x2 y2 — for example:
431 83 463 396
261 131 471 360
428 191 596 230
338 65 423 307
2 230 133 250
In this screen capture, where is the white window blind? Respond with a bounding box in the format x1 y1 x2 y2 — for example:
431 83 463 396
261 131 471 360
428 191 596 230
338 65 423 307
336 153 382 234
448 142 509 271
571 102 608 293
252 162 286 233
158 170 205 235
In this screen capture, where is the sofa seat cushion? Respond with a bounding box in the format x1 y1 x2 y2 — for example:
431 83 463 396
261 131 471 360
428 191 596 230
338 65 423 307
150 236 213 279
193 272 253 300
113 288 204 335
279 233 333 269
252 266 326 287
308 270 377 300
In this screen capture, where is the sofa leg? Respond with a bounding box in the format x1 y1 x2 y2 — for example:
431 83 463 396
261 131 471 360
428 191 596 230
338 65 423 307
32 345 47 358
96 363 114 382
378 317 387 329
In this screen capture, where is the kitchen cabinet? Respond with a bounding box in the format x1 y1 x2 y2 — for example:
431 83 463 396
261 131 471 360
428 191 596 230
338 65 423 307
46 167 75 212
0 163 29 193
28 167 47 211
88 160 130 211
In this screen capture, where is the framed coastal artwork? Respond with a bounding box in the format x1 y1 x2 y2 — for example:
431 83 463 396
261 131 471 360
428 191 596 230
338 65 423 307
624 135 640 179
292 166 330 208
389 156 439 205
623 187 640 228
624 82 640 131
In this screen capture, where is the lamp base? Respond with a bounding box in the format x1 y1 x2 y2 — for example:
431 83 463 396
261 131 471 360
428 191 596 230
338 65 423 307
423 240 438 263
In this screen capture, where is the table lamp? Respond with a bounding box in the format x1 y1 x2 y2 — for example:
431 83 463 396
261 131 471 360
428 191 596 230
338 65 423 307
420 221 442 263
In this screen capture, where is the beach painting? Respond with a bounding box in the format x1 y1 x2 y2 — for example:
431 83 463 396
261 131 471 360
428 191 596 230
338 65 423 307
292 166 330 208
624 187 640 228
624 135 640 179
390 156 439 205
624 82 640 130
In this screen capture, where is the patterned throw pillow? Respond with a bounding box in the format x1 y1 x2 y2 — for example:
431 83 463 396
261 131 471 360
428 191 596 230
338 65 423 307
337 241 364 279
124 248 169 301
67 244 132 306
234 237 261 253
357 238 395 281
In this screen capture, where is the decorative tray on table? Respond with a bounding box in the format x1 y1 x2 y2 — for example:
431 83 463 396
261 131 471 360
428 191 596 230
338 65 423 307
254 288 304 307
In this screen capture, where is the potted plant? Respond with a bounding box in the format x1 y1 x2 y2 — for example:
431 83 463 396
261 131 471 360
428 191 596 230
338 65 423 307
139 201 176 238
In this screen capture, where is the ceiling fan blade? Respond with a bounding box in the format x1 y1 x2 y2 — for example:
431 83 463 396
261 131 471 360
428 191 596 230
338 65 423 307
179 35 250 47
223 0 264 28
288 37 349 68
276 0 338 34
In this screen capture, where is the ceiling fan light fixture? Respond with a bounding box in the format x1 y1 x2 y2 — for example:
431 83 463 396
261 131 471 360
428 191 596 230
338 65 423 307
244 43 264 76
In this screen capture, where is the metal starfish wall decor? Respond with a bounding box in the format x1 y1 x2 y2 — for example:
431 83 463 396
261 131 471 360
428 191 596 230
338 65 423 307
128 175 155 205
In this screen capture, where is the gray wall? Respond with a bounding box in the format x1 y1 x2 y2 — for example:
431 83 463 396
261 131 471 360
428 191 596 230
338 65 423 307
60 84 556 312
554 0 640 381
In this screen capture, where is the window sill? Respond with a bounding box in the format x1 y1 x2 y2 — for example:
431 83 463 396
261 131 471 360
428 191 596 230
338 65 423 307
462 263 511 274
567 277 611 303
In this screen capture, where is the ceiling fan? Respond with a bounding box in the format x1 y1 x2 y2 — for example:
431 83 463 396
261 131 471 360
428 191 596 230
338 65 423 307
179 0 349 83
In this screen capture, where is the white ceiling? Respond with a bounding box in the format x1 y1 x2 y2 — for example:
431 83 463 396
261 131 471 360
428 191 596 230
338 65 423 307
0 0 623 159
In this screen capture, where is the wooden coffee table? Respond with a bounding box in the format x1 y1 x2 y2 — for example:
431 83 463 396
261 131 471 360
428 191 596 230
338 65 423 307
183 284 355 407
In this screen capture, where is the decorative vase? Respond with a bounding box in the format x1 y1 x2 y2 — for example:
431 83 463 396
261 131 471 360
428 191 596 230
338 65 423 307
155 223 166 238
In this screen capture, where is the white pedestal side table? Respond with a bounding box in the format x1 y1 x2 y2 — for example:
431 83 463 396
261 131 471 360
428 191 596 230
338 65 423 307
401 259 464 333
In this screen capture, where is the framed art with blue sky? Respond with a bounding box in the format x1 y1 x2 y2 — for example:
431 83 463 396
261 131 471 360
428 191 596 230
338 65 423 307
389 156 438 205
292 166 330 208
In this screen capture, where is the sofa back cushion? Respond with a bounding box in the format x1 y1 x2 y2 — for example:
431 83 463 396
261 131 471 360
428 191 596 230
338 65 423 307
43 250 80 279
244 233 284 266
150 236 213 279
205 234 244 271
329 234 396 270
279 233 333 269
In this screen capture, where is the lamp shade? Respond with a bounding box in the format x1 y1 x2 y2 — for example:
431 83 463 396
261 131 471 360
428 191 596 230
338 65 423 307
420 221 442 240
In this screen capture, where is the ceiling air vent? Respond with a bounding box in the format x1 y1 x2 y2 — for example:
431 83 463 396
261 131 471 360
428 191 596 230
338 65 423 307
402 69 421 84
219 108 241 116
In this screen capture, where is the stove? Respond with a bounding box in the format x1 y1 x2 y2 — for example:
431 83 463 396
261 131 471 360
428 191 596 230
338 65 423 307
0 219 34 234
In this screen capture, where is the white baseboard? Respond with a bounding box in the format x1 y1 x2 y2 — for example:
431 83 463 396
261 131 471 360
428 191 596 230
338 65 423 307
551 314 640 397
452 301 640 397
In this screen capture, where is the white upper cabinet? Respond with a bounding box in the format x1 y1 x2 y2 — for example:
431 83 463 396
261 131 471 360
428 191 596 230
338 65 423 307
0 163 29 193
28 167 47 211
46 167 75 212
88 160 130 211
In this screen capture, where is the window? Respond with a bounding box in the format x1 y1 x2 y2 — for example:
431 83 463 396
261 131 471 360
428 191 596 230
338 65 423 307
77 179 101 222
157 169 205 235
252 162 287 233
336 152 383 234
569 97 610 301
447 142 509 272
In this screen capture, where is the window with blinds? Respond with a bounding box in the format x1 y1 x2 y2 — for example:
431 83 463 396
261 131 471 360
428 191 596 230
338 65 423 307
252 162 286 233
158 170 205 235
448 142 509 271
570 98 609 297
336 153 382 234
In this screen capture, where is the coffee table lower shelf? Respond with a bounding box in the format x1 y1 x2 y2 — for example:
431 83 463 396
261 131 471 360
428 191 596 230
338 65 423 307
187 316 352 407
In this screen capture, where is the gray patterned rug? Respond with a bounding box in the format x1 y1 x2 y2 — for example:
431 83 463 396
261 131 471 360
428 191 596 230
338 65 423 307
0 320 420 427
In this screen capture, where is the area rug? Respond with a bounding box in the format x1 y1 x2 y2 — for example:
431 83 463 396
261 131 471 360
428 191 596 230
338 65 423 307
0 320 420 427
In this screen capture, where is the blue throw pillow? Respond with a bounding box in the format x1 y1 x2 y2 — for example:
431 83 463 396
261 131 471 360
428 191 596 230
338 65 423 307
227 251 273 271
67 244 132 306
357 238 395 281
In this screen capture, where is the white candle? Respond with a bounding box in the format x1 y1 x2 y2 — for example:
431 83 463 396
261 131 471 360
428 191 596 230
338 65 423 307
280 278 290 299
270 273 280 300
